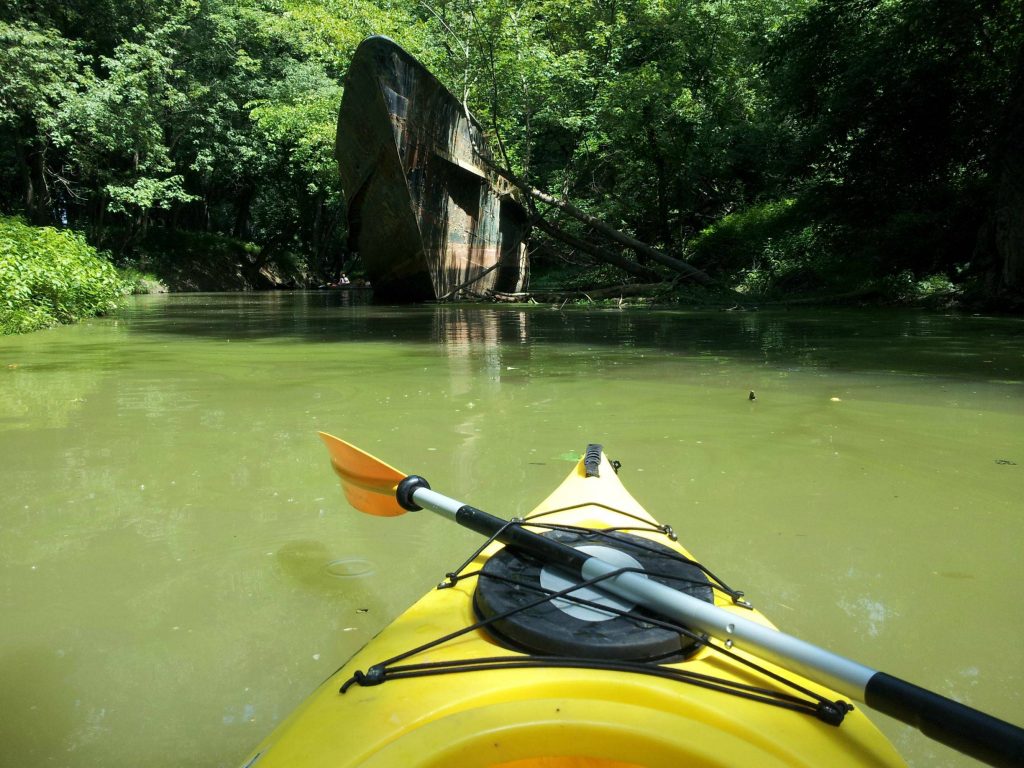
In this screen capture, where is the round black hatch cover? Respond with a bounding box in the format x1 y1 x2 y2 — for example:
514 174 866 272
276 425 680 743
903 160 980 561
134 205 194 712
473 529 714 662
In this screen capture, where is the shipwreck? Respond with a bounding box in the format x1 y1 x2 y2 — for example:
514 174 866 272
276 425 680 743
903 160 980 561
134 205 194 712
335 36 530 302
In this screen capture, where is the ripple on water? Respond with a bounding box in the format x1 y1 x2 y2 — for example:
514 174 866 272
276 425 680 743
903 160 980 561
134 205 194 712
276 541 376 592
326 558 375 579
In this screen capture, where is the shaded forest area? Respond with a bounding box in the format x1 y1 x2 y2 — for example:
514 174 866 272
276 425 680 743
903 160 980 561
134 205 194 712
1 0 1021 305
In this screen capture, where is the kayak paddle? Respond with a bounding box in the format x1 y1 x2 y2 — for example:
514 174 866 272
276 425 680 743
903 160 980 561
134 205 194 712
318 432 1024 768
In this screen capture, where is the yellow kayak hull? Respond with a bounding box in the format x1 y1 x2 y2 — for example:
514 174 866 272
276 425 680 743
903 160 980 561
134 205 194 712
241 451 905 767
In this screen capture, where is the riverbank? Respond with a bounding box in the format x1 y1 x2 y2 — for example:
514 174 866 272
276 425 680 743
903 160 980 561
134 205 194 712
4 214 1016 339
501 268 1017 313
116 228 307 292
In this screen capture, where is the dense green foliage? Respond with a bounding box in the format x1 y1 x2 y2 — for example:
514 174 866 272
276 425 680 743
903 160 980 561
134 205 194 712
762 0 1023 299
0 215 129 333
1 0 1021 303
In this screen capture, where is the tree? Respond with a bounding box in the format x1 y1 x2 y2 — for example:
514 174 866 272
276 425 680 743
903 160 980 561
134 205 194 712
0 20 87 223
417 0 799 281
766 0 1024 291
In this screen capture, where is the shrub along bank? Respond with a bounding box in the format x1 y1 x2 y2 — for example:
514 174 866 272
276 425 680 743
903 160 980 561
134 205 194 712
0 216 132 334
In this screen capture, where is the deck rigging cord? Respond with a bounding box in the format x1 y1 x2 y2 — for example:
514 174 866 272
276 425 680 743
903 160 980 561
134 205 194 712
338 515 852 726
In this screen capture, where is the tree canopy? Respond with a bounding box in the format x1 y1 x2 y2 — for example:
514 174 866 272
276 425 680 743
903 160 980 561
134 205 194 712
1 0 1021 300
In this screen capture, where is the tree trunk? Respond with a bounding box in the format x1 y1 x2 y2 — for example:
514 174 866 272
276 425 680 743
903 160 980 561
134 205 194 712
232 186 254 240
19 132 51 225
530 283 667 301
645 121 673 253
533 217 662 282
18 141 34 220
30 147 49 224
996 177 1024 292
90 192 107 246
985 40 1024 293
489 164 718 285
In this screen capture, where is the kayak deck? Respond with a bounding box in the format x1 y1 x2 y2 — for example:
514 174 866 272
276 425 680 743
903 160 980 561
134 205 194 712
241 448 905 767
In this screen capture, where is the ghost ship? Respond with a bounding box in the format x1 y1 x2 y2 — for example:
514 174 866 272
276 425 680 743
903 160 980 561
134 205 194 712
335 36 530 302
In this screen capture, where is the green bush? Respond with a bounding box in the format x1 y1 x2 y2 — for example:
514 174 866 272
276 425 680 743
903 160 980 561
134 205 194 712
118 267 167 294
691 200 887 296
881 270 960 304
689 199 804 272
0 216 129 334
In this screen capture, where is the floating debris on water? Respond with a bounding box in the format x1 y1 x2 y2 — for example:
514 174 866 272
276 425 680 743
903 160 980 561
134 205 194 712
933 571 976 580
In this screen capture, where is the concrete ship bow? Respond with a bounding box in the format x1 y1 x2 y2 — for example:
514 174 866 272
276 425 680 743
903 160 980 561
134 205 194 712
336 36 530 302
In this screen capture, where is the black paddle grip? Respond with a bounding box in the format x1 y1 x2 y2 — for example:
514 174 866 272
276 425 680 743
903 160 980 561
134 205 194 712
454 505 590 573
396 475 430 511
865 672 1024 768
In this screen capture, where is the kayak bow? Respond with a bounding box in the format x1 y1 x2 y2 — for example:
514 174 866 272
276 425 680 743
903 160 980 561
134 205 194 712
239 437 1024 768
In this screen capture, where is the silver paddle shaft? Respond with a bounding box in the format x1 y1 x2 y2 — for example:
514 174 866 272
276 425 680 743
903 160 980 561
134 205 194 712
582 556 875 698
410 485 875 699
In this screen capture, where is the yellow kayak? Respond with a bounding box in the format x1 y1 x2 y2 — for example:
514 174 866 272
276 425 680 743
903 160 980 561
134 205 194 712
241 443 907 767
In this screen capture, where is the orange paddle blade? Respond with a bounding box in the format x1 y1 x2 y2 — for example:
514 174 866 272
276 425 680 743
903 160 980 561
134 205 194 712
318 432 407 516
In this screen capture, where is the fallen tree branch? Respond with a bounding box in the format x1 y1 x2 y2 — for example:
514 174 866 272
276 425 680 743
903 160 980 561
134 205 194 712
488 163 717 285
532 216 663 282
495 283 667 302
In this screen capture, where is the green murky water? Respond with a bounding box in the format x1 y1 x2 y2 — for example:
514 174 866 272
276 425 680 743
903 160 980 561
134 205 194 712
1 292 1022 767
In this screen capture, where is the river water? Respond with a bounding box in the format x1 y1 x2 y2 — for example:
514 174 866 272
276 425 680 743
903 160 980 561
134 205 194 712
1 292 1021 767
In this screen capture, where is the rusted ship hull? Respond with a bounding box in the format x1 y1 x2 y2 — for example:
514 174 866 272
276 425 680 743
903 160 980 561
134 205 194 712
336 36 530 302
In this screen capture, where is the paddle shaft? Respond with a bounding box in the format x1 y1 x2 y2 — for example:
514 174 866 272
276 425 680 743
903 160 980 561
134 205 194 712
404 482 1024 768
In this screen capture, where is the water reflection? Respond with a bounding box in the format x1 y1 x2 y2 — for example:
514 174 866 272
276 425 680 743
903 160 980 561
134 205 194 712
0 356 104 431
118 293 1024 384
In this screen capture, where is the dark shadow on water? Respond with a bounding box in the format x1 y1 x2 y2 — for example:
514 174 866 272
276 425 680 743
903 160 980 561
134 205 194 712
119 291 1024 382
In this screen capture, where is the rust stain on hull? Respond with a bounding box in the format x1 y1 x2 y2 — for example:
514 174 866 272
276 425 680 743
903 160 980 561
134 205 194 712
336 36 530 302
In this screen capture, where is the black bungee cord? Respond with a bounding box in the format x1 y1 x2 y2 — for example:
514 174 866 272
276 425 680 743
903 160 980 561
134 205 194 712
338 518 851 726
